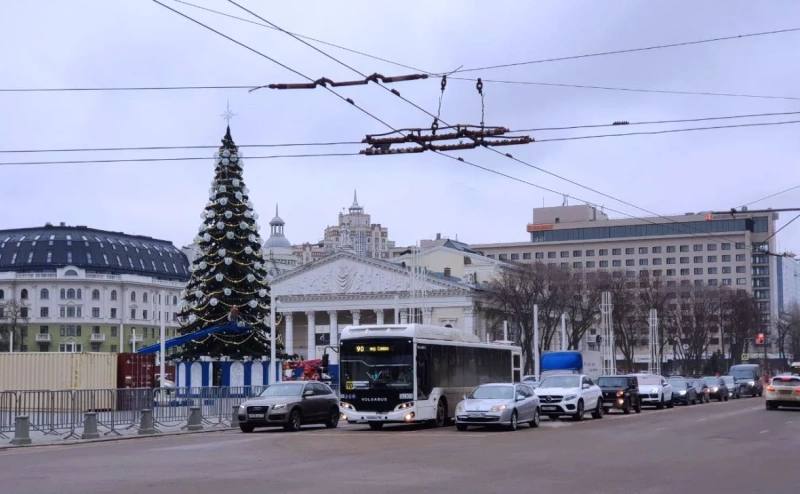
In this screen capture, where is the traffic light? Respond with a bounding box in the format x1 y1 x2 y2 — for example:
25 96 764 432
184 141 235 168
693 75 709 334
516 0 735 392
755 333 766 345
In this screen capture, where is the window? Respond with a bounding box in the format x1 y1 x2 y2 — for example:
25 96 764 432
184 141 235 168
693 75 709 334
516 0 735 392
59 343 82 353
694 268 703 275
735 242 745 249
92 307 100 318
560 262 568 269
111 345 118 352
722 255 731 262
693 244 703 252
547 252 556 259
585 249 595 257
707 244 717 251
680 245 689 252
143 293 149 303
522 253 531 260
59 325 81 337
76 289 82 300
666 246 676 253
707 255 717 263
626 259 635 266
586 261 595 268
59 307 65 317
131 291 136 302
651 246 662 254
599 260 608 268
110 290 117 301
736 266 746 273
639 259 649 266
708 267 718 274
20 289 28 300
40 307 48 318
143 310 148 320
20 307 28 318
653 270 662 277
534 252 544 260
573 262 582 269
722 266 732 274
172 296 178 305
625 248 634 255
680 268 690 276
736 254 746 262
40 288 49 300
130 309 136 320
110 308 117 319
694 280 704 286
510 253 519 260
39 326 49 335
572 250 582 257
92 289 100 300
612 260 622 267
666 257 676 264
498 254 507 261
66 288 74 299
722 279 732 286
681 280 691 286
721 243 731 250
680 257 690 264
612 248 621 255
111 326 118 337
599 249 608 256
666 269 676 276
652 258 662 265
638 247 648 254
66 306 77 318
560 251 569 258
693 256 703 263
736 278 746 285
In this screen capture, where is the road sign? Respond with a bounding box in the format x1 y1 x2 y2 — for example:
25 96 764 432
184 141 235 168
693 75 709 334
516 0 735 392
741 353 749 361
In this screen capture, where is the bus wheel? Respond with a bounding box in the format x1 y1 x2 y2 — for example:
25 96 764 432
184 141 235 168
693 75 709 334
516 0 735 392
368 422 384 430
434 399 448 427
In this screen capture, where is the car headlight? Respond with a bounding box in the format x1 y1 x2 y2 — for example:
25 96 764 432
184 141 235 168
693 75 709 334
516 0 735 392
711 387 719 393
456 402 465 412
563 394 577 401
238 403 247 410
679 390 686 395
489 404 507 412
395 401 415 411
272 403 287 410
616 390 625 397
340 401 355 411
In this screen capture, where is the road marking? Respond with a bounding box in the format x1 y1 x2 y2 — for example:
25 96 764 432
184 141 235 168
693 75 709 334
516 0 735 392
759 429 769 434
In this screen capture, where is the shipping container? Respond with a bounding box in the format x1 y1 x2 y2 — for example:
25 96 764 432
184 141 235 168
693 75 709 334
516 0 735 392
0 352 117 391
116 353 175 389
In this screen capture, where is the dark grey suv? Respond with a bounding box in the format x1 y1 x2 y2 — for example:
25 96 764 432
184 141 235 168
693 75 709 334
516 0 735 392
237 381 340 432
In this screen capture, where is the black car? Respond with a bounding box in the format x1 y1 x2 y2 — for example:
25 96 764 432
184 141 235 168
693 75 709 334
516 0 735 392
597 375 642 414
237 381 340 432
688 378 710 403
702 376 730 401
720 376 740 399
668 377 699 405
729 364 764 397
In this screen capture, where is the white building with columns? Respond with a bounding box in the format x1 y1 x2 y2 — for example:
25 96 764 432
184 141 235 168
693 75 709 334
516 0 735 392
271 251 487 363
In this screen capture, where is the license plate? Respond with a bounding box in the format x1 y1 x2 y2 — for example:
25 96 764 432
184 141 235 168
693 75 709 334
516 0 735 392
468 413 485 418
779 390 792 395
248 413 265 418
541 406 558 411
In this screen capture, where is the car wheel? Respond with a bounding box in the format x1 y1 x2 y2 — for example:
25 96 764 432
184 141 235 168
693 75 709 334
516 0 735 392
635 399 642 414
456 423 468 431
284 409 302 432
239 424 255 433
622 399 631 414
508 410 519 431
667 398 674 409
368 422 384 430
592 399 603 419
656 396 664 410
325 407 339 428
530 407 540 428
434 399 447 427
573 400 584 421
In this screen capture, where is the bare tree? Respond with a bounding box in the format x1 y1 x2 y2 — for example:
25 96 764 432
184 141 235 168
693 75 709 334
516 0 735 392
778 303 800 363
564 271 605 350
0 299 29 352
607 273 640 373
672 286 721 375
721 289 759 365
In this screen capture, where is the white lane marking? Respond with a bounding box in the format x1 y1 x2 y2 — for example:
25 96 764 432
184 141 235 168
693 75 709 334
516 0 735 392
759 429 769 434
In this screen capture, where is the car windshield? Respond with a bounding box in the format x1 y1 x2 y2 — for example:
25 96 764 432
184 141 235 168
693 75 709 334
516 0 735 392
772 376 800 387
669 379 688 389
721 376 735 386
702 377 720 386
470 385 514 400
258 383 304 397
637 376 661 385
730 367 756 380
539 375 580 388
597 377 629 388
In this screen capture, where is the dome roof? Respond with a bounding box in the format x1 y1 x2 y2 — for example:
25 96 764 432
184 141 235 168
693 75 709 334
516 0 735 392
0 224 190 281
264 235 292 249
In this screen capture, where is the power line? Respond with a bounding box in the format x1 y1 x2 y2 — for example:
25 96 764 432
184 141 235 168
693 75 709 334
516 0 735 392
0 152 360 167
517 119 800 142
0 141 361 154
511 111 800 133
0 84 259 93
448 77 800 102
454 27 800 73
742 184 800 208
763 212 800 245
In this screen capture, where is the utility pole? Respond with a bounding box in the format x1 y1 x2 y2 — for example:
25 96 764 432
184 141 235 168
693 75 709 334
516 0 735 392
601 291 616 375
159 290 166 387
560 313 567 351
648 308 659 376
269 298 278 384
533 303 540 380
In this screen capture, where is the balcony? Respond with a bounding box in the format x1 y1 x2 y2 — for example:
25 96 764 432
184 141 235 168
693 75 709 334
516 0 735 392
35 333 51 342
90 333 106 342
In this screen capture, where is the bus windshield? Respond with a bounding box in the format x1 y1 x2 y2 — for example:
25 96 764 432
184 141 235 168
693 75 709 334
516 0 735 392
340 338 413 391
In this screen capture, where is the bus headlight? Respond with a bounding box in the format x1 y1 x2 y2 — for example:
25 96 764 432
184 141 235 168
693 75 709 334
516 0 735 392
340 401 355 411
395 401 415 411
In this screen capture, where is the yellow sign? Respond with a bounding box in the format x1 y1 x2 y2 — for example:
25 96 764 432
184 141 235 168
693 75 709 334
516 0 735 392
741 353 749 361
345 381 354 390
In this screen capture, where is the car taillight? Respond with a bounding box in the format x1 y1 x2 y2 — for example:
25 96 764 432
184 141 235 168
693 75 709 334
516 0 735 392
795 387 800 395
766 385 776 392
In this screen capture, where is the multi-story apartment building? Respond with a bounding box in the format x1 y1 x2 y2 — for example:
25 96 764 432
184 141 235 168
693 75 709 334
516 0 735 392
472 205 784 355
322 190 394 259
0 224 189 353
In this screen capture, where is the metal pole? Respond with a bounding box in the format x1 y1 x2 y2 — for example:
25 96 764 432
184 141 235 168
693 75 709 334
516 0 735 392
132 328 137 353
159 290 166 387
560 313 567 351
503 320 508 341
533 303 540 380
269 298 277 385
8 328 13 353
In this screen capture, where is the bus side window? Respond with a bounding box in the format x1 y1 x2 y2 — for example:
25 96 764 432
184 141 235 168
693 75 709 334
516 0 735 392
416 345 431 400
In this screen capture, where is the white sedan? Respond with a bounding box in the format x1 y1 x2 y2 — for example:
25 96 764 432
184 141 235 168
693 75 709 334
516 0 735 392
765 374 800 410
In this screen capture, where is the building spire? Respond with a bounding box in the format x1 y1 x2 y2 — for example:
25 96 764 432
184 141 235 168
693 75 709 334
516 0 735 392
352 188 359 208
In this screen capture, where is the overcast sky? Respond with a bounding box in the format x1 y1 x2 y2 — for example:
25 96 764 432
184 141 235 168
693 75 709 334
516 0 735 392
2 1 799 254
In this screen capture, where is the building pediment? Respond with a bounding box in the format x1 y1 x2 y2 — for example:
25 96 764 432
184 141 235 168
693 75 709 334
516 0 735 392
272 251 468 297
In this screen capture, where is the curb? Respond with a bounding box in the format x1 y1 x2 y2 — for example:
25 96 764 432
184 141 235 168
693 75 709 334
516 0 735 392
0 425 235 451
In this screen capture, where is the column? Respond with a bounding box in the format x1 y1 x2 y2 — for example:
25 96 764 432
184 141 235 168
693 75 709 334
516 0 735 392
423 308 433 325
463 306 475 335
284 312 294 356
351 310 361 326
375 309 384 325
328 311 339 364
400 309 408 324
306 311 316 361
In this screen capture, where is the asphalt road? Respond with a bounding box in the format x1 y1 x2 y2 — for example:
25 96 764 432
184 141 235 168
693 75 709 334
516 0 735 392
1 397 797 494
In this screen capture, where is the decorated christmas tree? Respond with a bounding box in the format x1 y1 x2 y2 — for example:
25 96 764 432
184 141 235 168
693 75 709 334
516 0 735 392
176 126 274 360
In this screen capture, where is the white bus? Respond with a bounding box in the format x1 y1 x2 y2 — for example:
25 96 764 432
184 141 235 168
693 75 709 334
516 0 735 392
338 324 522 430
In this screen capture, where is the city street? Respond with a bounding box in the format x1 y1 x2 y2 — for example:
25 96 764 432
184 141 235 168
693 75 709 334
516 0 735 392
1 398 797 494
